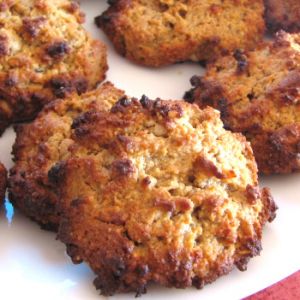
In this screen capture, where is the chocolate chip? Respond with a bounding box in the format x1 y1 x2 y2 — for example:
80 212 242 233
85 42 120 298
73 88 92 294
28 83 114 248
75 78 88 95
235 258 249 271
111 97 132 113
183 89 195 103
153 100 183 118
48 161 66 185
49 77 72 98
111 159 135 177
190 75 201 87
110 259 126 279
119 96 131 107
140 95 151 108
192 276 204 289
233 49 248 73
46 41 70 59
247 93 255 101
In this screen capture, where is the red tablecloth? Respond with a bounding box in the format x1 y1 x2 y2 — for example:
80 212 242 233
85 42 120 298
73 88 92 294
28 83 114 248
244 271 300 300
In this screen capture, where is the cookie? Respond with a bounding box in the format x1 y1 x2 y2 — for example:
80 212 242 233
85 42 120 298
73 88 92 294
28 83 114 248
184 31 300 174
96 0 265 67
9 82 125 229
0 0 108 135
0 162 7 202
48 97 277 295
265 0 300 33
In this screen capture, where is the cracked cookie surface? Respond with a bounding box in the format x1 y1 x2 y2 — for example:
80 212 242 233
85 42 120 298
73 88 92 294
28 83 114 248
185 32 300 174
0 0 108 135
9 82 124 229
97 0 265 67
49 97 276 295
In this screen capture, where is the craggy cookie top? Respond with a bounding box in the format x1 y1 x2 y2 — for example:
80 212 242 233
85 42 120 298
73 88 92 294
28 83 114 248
97 0 265 67
9 82 125 229
0 0 107 134
49 97 277 295
185 31 300 174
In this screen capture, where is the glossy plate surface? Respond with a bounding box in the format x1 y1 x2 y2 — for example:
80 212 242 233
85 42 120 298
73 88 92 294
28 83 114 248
0 1 299 299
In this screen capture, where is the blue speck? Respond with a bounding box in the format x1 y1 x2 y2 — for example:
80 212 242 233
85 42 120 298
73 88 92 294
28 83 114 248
4 198 14 224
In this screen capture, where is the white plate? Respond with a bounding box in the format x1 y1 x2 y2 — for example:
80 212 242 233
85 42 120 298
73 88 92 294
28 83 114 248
0 1 299 299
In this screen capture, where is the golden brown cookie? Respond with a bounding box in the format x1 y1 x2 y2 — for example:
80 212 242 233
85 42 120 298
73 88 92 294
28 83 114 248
96 0 265 67
0 162 7 202
9 82 125 230
265 0 300 33
48 97 277 296
184 31 300 174
0 0 108 135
